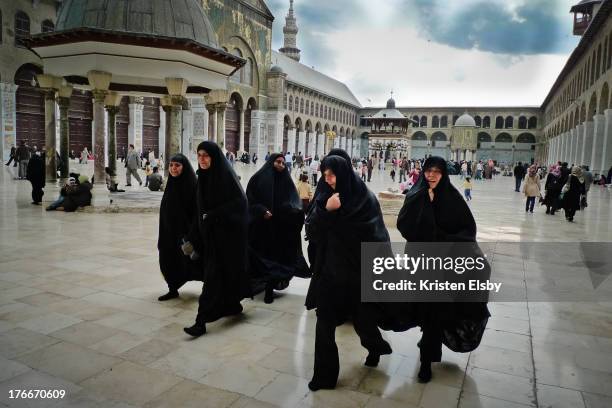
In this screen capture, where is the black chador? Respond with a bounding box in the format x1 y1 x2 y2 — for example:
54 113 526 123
396 156 490 383
184 141 251 337
304 148 352 280
247 153 309 303
305 155 392 392
157 154 200 301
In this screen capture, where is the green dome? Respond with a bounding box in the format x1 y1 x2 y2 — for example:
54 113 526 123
56 0 218 48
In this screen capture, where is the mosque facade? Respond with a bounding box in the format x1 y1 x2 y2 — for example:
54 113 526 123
0 0 610 177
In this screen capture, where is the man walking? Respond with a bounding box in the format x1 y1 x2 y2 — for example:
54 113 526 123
5 145 17 167
513 161 526 192
125 144 142 186
15 141 31 180
367 155 374 182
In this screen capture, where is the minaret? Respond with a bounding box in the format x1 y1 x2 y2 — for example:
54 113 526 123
279 0 301 62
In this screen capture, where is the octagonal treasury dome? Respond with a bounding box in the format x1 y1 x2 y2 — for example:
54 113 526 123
56 0 218 48
454 112 477 127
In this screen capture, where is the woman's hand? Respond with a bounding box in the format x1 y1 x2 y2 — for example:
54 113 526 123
264 210 273 220
428 188 434 202
326 193 341 211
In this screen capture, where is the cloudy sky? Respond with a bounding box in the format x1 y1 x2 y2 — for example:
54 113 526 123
265 0 581 107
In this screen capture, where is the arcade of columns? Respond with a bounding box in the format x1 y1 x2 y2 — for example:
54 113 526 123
285 126 355 159
546 110 612 174
30 72 261 192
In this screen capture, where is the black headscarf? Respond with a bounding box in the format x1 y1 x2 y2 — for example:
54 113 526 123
158 154 197 249
195 141 246 216
305 154 389 313
395 156 489 352
247 153 301 214
398 156 476 242
188 141 250 317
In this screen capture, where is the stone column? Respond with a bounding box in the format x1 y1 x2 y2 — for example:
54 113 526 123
191 98 207 159
581 121 594 166
206 104 217 142
87 71 112 207
216 103 226 149
561 131 569 163
239 108 246 152
591 114 605 172
92 90 108 186
250 110 266 160
128 97 144 153
288 126 296 154
317 132 324 158
158 105 166 160
568 130 575 166
44 89 58 183
162 96 183 176
308 132 316 158
181 100 193 156
297 130 306 156
601 109 612 176
347 137 353 157
57 85 72 183
105 92 121 185
0 82 18 162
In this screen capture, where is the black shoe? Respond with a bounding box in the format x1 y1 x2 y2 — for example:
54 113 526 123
224 303 243 317
551 211 556 215
184 323 206 337
139 181 142 186
158 291 179 301
545 209 550 214
126 184 132 186
418 362 432 383
364 353 381 367
568 217 574 222
264 285 274 304
308 380 336 392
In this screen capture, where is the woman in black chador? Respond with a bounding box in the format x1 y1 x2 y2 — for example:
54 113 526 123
183 142 251 337
157 154 200 301
396 156 490 383
247 153 309 304
305 155 392 392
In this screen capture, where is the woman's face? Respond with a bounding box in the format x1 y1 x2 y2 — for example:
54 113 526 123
273 156 286 172
424 166 442 189
169 161 183 177
324 169 337 190
197 150 211 170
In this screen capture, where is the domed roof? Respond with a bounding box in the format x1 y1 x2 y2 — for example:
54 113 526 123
55 0 218 48
386 97 396 109
270 65 284 74
455 112 476 127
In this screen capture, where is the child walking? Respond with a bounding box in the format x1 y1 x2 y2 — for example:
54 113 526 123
463 176 473 201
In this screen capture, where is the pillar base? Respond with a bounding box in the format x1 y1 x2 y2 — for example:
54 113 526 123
42 183 61 204
91 184 111 207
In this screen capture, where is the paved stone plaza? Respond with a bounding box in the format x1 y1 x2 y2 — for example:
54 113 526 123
1 163 612 408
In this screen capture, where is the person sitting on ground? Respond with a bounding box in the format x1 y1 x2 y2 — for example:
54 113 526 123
46 177 77 211
61 175 93 212
105 167 125 192
148 167 164 191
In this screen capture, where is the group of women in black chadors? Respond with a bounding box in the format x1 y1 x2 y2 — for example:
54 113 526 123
157 142 490 390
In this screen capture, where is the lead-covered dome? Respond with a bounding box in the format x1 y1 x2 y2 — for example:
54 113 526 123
55 0 218 48
455 112 476 127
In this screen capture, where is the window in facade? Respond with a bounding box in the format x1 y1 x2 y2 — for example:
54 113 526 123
15 11 30 48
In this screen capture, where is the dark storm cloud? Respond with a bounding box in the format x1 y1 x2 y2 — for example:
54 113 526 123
404 0 577 55
267 0 368 72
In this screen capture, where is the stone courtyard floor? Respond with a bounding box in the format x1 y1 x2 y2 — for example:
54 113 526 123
1 162 612 408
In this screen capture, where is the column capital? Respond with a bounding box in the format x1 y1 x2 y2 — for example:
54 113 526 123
92 89 107 102
206 103 217 114
87 71 112 91
0 81 18 93
215 102 226 113
43 88 57 101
